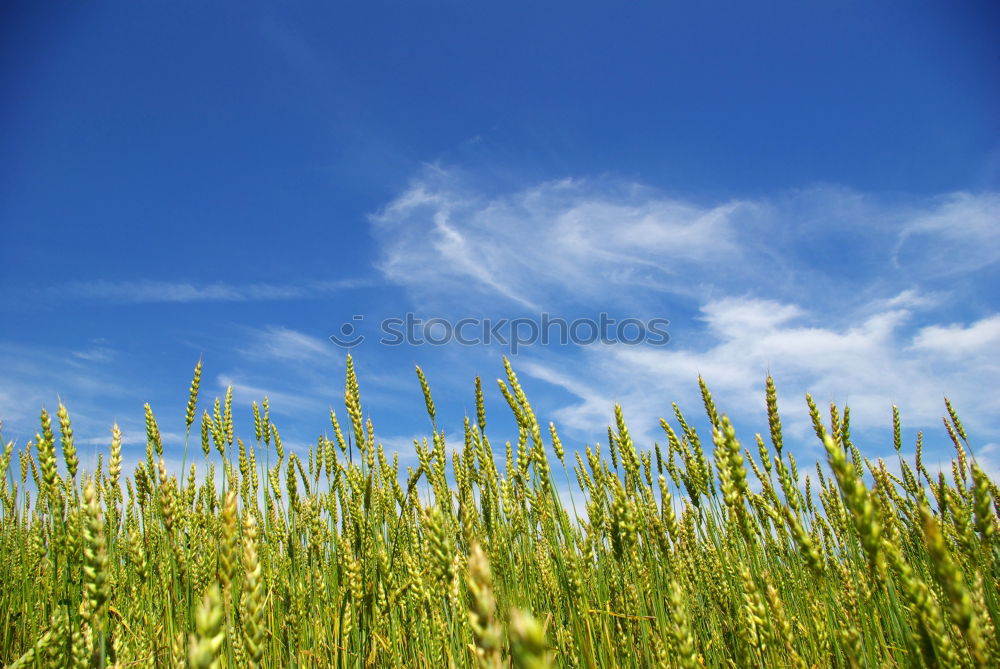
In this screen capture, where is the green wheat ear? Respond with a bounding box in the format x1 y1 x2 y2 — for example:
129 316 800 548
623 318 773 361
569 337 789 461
188 586 225 669
185 359 202 431
240 512 266 668
415 365 437 424
468 542 502 669
509 607 553 669
1 356 998 668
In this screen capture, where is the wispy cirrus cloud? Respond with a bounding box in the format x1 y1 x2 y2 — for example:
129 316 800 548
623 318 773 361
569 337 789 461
371 168 761 310
892 192 1000 276
72 339 116 363
51 278 371 304
370 167 999 316
215 374 325 416
76 430 186 447
366 167 1000 458
239 326 338 363
0 339 134 445
518 295 1000 451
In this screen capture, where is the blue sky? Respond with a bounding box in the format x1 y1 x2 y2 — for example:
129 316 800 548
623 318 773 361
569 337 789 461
2 1 999 482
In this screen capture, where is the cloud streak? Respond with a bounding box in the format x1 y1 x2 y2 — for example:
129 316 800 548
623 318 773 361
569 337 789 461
239 326 338 363
371 168 999 316
517 296 1000 454
53 278 370 304
368 168 1000 458
371 170 762 310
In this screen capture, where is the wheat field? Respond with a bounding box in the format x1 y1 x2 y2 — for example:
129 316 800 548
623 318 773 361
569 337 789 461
1 355 997 667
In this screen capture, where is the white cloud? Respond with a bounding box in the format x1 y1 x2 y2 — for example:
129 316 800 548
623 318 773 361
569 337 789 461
77 430 186 447
54 278 368 304
73 340 115 363
363 170 1000 469
215 374 323 415
910 314 1000 358
241 326 337 363
538 301 997 453
700 297 804 334
371 169 762 310
893 192 1000 276
0 341 128 431
370 169 999 324
977 443 1000 482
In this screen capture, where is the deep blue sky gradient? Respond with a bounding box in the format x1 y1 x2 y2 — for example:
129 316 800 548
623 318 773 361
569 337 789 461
1 1 998 479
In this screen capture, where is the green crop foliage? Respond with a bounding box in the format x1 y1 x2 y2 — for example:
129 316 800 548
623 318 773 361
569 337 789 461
1 355 998 667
